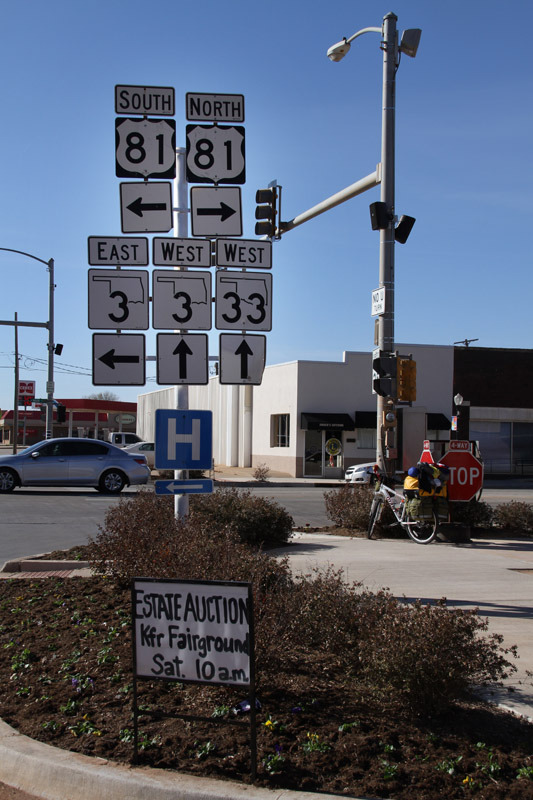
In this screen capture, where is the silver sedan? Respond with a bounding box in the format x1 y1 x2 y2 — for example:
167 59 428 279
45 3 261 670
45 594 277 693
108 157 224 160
0 437 151 494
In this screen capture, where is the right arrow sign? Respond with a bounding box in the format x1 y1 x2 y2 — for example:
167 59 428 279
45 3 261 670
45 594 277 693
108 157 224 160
190 186 242 237
219 334 266 385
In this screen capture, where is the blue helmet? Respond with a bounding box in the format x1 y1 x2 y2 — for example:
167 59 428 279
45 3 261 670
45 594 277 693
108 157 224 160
408 467 419 477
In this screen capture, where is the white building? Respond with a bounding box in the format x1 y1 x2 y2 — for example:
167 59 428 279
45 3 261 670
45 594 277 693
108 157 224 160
138 344 454 478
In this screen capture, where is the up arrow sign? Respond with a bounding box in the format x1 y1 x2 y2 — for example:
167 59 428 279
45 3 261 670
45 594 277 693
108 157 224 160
219 334 266 385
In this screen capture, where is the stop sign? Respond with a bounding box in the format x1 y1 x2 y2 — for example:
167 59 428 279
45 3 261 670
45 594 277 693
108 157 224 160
440 449 484 502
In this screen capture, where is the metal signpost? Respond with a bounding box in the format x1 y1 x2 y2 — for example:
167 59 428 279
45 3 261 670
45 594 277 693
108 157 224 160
87 86 271 513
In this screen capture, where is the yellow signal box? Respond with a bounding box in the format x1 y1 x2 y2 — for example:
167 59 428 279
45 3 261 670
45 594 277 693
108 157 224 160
397 357 416 402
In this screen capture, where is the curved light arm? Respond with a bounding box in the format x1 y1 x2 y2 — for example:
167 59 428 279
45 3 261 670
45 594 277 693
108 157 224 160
346 26 381 44
0 246 50 267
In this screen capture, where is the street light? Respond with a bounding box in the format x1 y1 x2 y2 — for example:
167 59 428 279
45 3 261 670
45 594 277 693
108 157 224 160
327 12 421 472
0 248 58 440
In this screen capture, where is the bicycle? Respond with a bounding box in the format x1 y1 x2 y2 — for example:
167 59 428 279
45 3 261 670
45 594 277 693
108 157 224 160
367 477 440 545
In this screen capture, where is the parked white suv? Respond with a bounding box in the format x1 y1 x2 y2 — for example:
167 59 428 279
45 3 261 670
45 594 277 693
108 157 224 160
107 432 143 448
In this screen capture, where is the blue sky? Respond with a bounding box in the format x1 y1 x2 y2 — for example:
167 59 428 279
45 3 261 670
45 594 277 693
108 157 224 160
0 0 531 410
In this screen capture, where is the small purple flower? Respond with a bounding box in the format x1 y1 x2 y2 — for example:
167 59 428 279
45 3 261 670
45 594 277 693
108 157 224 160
275 744 283 754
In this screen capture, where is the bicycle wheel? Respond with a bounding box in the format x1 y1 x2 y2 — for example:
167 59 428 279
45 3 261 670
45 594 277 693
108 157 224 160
406 510 439 544
367 496 384 539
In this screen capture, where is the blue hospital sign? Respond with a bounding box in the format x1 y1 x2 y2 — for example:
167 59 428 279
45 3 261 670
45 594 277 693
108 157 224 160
155 410 212 470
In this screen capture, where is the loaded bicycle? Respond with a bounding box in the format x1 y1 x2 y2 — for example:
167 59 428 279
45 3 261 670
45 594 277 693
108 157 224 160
367 463 449 545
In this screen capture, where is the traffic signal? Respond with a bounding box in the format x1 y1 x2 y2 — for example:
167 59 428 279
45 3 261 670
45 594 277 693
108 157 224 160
255 187 278 238
56 404 66 424
397 357 417 402
382 404 397 429
372 351 397 398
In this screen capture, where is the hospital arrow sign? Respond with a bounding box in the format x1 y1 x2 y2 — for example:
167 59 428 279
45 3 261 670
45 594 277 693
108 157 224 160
155 479 213 495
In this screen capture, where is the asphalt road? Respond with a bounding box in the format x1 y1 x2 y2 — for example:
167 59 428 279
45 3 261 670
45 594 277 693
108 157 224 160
1 481 532 568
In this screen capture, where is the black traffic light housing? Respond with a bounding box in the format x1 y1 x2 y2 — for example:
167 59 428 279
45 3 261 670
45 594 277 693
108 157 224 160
395 214 416 244
372 351 397 398
255 187 278 238
369 201 391 230
56 404 66 424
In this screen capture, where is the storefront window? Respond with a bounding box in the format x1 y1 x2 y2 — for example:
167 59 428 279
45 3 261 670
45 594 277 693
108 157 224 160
470 421 511 472
270 414 290 447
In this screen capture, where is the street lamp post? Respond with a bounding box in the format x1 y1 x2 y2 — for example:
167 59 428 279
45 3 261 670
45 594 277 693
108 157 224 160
327 13 421 472
0 248 57 440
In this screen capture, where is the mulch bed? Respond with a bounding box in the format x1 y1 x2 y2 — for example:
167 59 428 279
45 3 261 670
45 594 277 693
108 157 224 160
1 562 533 799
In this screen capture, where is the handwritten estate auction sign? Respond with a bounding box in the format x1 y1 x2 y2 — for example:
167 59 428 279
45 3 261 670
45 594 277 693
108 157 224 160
132 578 252 686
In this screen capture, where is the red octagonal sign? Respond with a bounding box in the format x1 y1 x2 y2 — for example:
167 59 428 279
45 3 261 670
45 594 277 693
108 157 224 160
440 449 484 502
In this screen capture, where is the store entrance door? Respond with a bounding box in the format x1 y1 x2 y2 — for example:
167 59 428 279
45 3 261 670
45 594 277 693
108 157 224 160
304 429 344 478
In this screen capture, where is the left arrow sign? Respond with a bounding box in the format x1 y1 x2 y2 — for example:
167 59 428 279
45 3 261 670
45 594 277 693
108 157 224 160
98 349 140 370
120 182 173 233
92 333 146 386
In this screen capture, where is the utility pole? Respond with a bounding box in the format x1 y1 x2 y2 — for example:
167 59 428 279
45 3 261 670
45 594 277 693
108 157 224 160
13 313 19 454
376 12 398 472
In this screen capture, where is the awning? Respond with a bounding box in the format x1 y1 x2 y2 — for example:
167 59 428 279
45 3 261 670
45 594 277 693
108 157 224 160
354 411 377 428
427 413 451 430
301 412 355 431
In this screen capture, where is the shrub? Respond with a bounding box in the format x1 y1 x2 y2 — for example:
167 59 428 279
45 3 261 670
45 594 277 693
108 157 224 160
356 595 517 715
493 501 533 533
450 500 494 528
189 487 293 547
87 490 292 593
87 491 518 717
323 485 374 529
253 463 271 482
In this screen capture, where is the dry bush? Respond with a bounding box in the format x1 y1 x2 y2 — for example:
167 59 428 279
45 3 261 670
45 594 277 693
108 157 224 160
324 484 381 530
493 501 533 533
356 595 517 714
189 486 293 547
87 491 517 715
252 463 271 482
450 499 494 528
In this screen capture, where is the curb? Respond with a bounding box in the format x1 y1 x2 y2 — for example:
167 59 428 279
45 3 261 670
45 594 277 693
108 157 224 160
0 720 373 800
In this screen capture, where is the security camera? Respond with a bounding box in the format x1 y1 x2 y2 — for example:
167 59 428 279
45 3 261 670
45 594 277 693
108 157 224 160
327 39 351 62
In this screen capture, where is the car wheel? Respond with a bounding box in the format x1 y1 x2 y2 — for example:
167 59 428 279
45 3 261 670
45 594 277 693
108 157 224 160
0 469 17 493
99 470 127 494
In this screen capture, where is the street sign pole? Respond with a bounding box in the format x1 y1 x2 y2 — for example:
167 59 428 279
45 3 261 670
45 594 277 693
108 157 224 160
174 147 190 520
